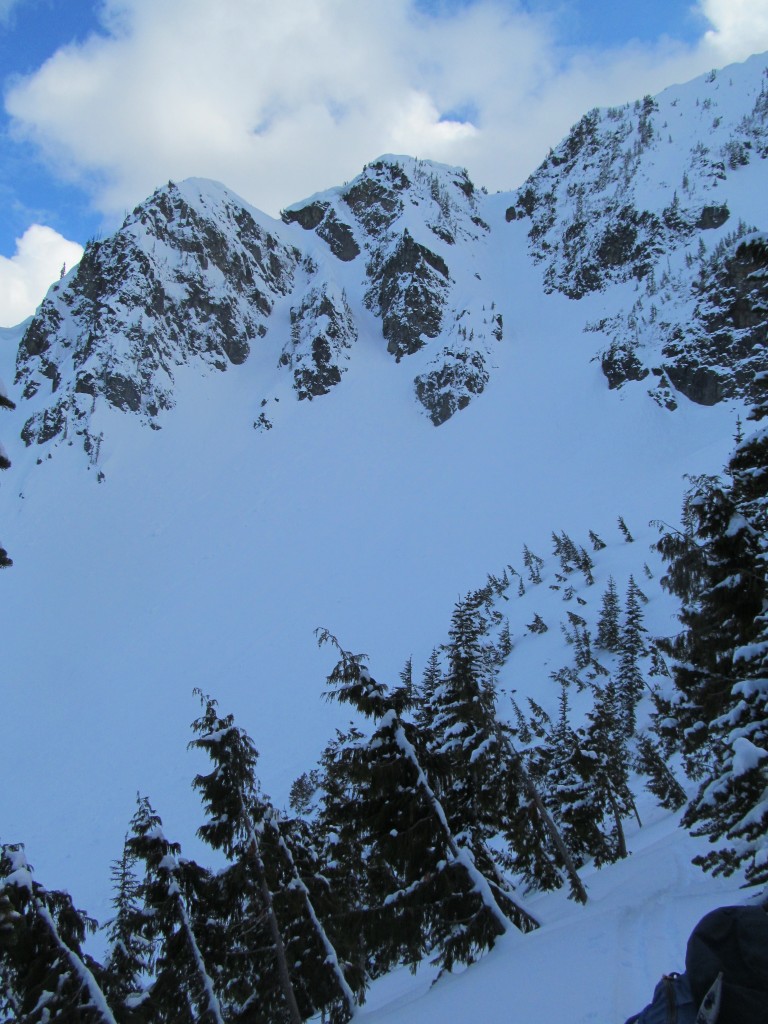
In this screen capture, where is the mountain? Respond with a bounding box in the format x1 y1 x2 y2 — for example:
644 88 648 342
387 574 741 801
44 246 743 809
1 53 766 1023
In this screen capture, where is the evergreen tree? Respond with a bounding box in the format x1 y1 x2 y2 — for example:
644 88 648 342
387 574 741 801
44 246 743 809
0 842 117 1024
665 367 768 883
189 692 361 1023
616 576 647 736
633 733 687 811
102 831 152 1023
617 516 634 542
595 577 621 652
581 680 639 863
589 529 607 551
125 796 225 1024
317 630 538 976
522 544 544 584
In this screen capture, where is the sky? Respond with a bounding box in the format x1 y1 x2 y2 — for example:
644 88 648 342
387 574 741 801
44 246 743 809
1 0 768 326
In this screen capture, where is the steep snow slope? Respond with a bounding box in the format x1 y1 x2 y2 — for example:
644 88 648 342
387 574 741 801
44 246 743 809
0 54 764 1024
0 196 738 925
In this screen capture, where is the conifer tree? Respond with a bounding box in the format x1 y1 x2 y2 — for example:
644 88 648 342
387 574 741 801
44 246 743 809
102 832 152 1022
0 842 117 1024
125 797 225 1024
596 577 621 652
535 684 610 871
589 529 607 551
616 576 647 736
663 367 768 883
189 692 361 1023
317 630 538 976
633 733 687 811
522 544 544 584
581 681 638 862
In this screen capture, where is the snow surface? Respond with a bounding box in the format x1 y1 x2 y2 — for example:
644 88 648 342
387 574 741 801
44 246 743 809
0 61 763 1024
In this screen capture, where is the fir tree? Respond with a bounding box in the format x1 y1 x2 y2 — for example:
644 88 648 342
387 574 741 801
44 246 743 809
617 516 634 542
0 842 117 1024
581 680 639 863
616 576 647 736
125 796 225 1024
522 544 544 584
102 830 152 1023
595 577 621 652
666 368 768 883
589 529 607 551
633 733 687 811
189 691 361 1023
317 631 538 975
535 684 610 873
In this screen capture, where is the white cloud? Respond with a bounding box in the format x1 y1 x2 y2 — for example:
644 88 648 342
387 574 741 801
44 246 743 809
5 0 768 226
0 225 83 327
698 0 768 61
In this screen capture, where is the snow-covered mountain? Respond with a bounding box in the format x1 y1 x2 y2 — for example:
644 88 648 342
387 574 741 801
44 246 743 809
1 52 767 1024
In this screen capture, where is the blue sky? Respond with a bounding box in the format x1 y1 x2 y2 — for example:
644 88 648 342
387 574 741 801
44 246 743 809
1 0 767 325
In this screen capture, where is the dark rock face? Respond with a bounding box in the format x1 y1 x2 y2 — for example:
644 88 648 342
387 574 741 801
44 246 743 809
697 204 730 230
601 343 650 390
282 202 360 262
367 231 450 361
414 349 489 426
661 235 768 405
16 181 302 451
283 286 357 400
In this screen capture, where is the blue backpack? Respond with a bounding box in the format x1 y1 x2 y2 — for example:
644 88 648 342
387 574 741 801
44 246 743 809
624 971 721 1024
624 905 768 1024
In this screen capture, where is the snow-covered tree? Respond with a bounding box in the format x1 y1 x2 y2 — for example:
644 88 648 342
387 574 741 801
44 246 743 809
317 630 538 976
125 796 224 1024
102 832 152 1022
0 842 117 1024
663 364 768 884
189 691 362 1023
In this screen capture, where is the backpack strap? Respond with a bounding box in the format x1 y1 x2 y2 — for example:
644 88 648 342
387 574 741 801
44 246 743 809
695 972 723 1024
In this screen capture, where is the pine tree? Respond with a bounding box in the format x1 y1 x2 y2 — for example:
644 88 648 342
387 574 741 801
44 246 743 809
617 516 634 542
669 367 768 883
633 733 687 811
589 529 607 551
616 576 647 736
522 544 544 584
317 630 538 975
596 577 621 652
581 680 639 863
0 842 117 1024
102 831 152 1022
125 796 225 1024
189 691 361 1023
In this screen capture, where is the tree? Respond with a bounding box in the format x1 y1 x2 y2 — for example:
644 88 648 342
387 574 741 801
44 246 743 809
666 365 768 884
189 691 362 1023
595 577 621 652
102 831 153 1022
125 796 225 1024
317 630 538 976
616 576 647 736
0 842 117 1024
